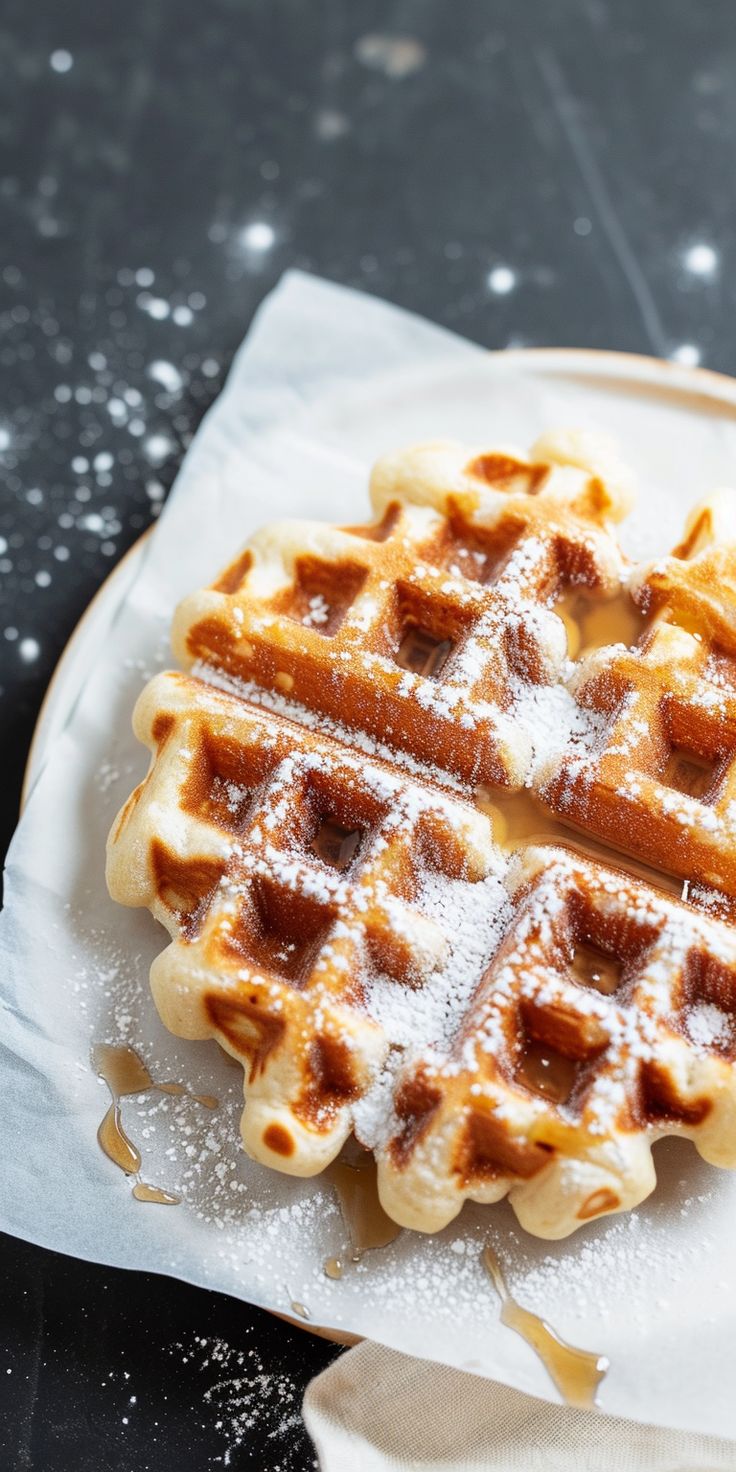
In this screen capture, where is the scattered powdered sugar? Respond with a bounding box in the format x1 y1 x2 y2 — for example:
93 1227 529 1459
222 779 251 813
511 676 607 784
361 869 510 1060
686 1001 734 1050
171 1335 309 1468
302 593 330 628
481 1182 721 1329
95 759 121 794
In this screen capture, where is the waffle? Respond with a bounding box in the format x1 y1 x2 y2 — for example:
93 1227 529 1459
108 669 498 1175
542 488 736 898
171 433 632 787
378 845 736 1237
108 432 736 1240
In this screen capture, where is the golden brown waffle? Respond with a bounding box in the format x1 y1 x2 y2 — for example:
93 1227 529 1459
378 845 736 1237
542 488 736 898
107 433 736 1239
108 668 498 1176
171 435 631 787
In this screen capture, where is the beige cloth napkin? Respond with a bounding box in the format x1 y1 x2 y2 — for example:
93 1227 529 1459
303 1342 736 1471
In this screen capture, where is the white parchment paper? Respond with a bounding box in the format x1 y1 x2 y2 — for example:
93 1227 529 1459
4 272 736 1437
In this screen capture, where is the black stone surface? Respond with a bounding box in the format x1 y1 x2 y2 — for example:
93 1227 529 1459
1 1 734 1466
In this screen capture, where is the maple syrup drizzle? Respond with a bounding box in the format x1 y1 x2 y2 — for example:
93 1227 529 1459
475 789 569 852
482 1246 609 1409
132 1182 181 1206
475 788 684 897
323 1151 401 1278
556 586 644 660
92 1043 217 1205
667 609 706 640
516 1042 579 1104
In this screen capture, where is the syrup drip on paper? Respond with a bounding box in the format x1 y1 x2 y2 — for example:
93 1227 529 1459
482 1245 609 1408
323 1151 401 1278
92 1043 217 1205
131 1182 181 1206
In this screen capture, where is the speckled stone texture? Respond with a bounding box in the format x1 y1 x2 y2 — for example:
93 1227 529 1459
1 1 735 1466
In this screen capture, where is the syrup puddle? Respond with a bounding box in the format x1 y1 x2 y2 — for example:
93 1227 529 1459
482 1245 609 1409
556 585 644 661
476 788 684 899
92 1043 217 1205
476 788 569 852
323 1151 400 1278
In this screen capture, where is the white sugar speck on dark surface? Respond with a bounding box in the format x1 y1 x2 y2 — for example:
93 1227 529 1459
2 2 736 1469
170 1335 315 1469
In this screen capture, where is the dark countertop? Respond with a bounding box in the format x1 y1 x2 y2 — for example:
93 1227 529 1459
1 2 735 1466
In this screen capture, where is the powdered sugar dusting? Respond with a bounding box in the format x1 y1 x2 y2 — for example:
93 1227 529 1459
171 1334 308 1468
686 1001 734 1050
361 868 510 1060
192 659 469 794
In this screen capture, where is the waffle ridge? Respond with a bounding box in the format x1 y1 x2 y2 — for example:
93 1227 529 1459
107 433 736 1239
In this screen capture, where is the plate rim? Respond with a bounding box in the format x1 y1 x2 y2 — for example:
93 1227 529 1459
21 529 151 808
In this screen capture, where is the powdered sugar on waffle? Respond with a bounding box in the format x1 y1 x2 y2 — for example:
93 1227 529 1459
194 648 605 802
511 672 608 786
686 1001 734 1050
360 868 511 1061
189 636 736 1167
191 659 470 795
105 440 736 1248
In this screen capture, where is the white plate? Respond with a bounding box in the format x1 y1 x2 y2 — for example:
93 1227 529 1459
16 335 736 1431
